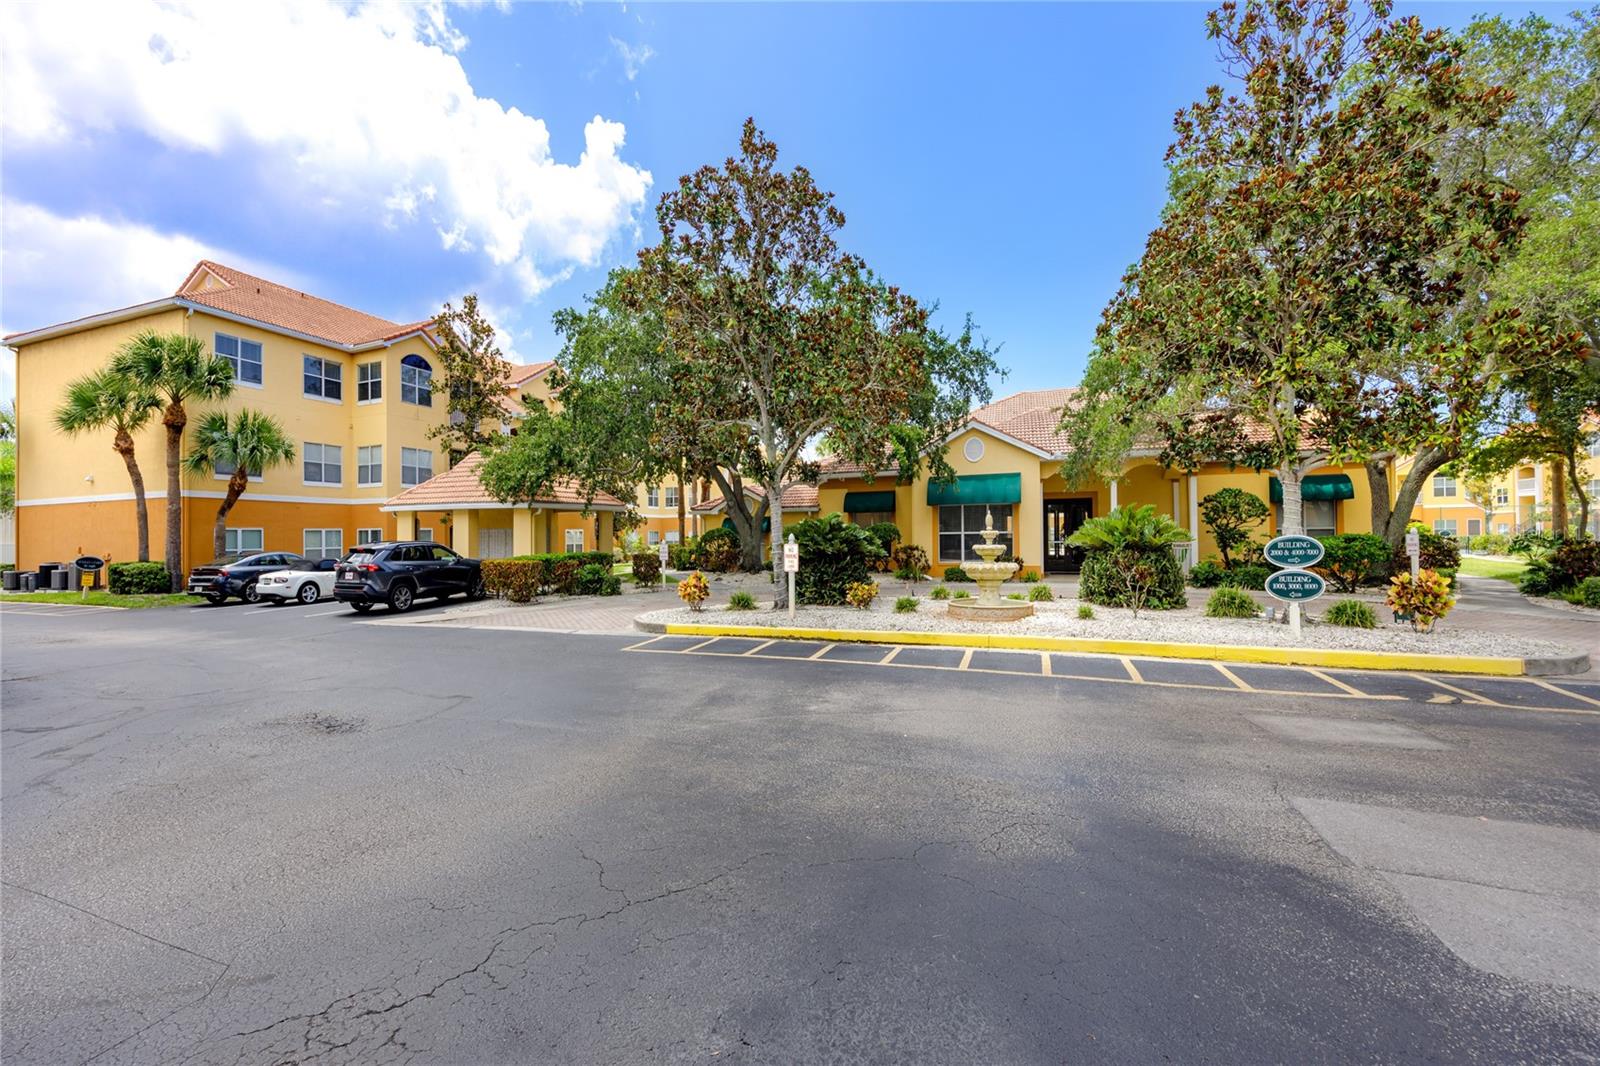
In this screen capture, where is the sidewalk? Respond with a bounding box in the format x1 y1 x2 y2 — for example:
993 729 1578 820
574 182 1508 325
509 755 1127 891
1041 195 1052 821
1450 575 1600 678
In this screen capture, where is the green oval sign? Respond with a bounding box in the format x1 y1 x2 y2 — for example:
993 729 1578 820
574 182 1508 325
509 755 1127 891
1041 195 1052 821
1263 534 1324 569
1264 568 1326 602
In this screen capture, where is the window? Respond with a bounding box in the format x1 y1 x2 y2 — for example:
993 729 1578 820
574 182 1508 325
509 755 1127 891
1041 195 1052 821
852 511 895 528
938 504 1013 562
665 485 679 508
224 528 264 554
303 529 344 561
417 528 434 542
1468 519 1481 536
400 447 432 486
356 528 384 546
1496 522 1510 534
214 333 263 385
1588 479 1600 499
357 361 382 403
1432 474 1457 497
303 355 342 401
303 442 342 485
212 458 262 481
1434 519 1459 537
1588 439 1600 458
1495 487 1509 506
400 354 432 406
357 445 382 487
565 528 585 552
666 531 681 544
646 486 660 508
647 530 660 546
1274 500 1337 538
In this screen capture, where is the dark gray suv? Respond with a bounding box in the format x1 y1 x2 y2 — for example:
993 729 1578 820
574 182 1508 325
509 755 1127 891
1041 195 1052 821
334 541 485 613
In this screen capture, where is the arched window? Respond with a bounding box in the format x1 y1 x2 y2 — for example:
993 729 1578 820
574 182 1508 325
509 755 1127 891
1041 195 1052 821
400 354 432 407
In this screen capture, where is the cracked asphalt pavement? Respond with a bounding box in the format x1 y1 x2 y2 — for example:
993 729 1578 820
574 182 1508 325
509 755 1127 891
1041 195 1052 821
2 600 1598 1063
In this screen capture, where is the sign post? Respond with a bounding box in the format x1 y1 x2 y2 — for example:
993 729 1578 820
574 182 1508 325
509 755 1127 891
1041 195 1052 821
783 534 799 620
658 540 669 590
1405 528 1421 580
73 555 105 600
1262 536 1326 639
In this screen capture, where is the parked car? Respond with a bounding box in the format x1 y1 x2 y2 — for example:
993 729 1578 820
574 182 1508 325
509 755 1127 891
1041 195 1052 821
334 541 485 613
186 552 312 604
256 559 340 605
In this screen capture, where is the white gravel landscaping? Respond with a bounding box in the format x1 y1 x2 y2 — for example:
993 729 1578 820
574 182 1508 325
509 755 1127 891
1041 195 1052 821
639 593 1582 660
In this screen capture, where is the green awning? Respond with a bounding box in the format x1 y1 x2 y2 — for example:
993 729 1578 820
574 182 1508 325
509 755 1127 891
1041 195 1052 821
926 472 1023 507
1268 474 1355 504
843 490 896 513
723 516 771 534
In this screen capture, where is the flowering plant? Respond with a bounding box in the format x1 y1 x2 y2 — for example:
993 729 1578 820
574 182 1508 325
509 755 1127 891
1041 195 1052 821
677 570 710 611
1387 568 1453 632
844 580 878 609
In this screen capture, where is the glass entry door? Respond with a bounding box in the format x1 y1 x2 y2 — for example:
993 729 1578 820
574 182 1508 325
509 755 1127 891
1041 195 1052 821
1044 499 1092 573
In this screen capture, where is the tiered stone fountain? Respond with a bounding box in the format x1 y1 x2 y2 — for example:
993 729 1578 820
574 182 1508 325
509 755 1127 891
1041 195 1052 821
944 506 1034 622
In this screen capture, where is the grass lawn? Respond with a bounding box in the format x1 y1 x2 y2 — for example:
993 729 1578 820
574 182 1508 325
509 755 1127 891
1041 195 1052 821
0 590 196 608
1458 555 1528 582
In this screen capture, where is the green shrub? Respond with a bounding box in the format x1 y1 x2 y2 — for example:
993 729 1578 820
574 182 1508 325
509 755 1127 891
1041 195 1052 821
1470 532 1511 555
1199 488 1269 568
942 566 973 582
1316 533 1391 592
864 522 901 569
1519 560 1558 597
1549 537 1600 590
1078 550 1186 610
550 557 582 595
1510 528 1557 559
1324 599 1377 628
601 572 622 596
1017 570 1040 583
952 589 971 599
1006 591 1024 600
890 543 930 581
1028 584 1054 602
668 539 697 570
1068 504 1190 554
1204 586 1258 619
1222 564 1269 591
894 596 917 613
727 590 757 610
791 513 885 605
1392 525 1460 574
109 561 172 594
697 527 741 572
1574 576 1600 608
631 552 662 587
1076 604 1093 620
480 559 545 602
1187 560 1226 588
575 563 610 595
929 585 950 600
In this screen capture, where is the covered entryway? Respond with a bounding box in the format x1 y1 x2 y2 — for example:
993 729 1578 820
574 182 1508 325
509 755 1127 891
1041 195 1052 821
1043 499 1092 573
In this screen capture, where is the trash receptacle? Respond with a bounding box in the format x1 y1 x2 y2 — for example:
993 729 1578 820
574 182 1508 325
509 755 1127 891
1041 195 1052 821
2 570 18 591
50 569 70 591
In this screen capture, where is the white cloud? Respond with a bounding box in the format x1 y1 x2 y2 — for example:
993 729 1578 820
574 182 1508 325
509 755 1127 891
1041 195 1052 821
609 36 655 81
1 1 653 296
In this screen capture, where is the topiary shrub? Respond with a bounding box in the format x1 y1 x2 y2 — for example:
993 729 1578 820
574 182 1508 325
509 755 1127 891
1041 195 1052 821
929 585 950 600
1028 584 1054 602
791 513 885 605
550 557 582 595
894 595 917 613
1324 599 1377 628
1199 488 1269 568
727 590 757 610
1575 576 1600 608
697 527 742 573
1316 533 1391 592
1187 559 1226 588
110 561 172 594
632 552 662 587
481 559 544 603
575 563 610 595
1205 586 1258 618
1079 550 1187 611
844 580 879 609
941 566 974 582
678 570 710 610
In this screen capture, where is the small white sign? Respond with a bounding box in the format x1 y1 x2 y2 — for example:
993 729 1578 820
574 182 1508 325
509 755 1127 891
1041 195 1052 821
782 542 799 573
1405 529 1420 557
658 541 669 564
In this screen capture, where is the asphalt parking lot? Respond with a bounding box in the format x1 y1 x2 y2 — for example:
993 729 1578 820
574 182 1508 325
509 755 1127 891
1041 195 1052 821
3 598 1598 1063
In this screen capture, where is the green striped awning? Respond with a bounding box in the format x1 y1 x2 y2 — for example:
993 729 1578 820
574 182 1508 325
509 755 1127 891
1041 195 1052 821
1268 474 1355 504
843 490 896 513
926 473 1023 507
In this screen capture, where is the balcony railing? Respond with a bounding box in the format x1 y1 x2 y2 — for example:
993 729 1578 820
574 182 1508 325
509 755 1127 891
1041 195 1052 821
1516 478 1537 495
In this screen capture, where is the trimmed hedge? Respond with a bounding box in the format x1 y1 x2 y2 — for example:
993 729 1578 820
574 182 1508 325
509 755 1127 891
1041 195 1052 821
481 558 545 602
481 549 620 601
1392 526 1460 574
631 552 662 586
697 527 741 572
1079 549 1186 610
792 513 885 605
1316 533 1390 592
110 561 172 594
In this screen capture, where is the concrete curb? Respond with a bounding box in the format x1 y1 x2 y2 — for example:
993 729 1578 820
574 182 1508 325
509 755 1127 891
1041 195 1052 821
633 618 1590 677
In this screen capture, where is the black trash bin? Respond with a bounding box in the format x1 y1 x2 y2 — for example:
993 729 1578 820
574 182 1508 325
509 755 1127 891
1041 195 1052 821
2 570 18 591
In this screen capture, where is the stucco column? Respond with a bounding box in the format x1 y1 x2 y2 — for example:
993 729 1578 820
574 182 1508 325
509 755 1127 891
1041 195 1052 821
451 510 478 556
1534 466 1545 530
1187 474 1200 566
596 511 615 554
513 508 535 556
1019 471 1044 574
395 511 416 539
1109 479 1119 510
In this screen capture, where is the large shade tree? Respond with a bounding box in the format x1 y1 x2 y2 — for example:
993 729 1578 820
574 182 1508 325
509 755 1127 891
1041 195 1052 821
53 368 162 560
182 410 297 561
1063 0 1535 539
111 331 236 587
429 294 514 466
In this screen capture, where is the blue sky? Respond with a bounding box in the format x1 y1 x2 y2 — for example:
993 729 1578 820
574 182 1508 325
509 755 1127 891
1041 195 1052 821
0 1 1564 405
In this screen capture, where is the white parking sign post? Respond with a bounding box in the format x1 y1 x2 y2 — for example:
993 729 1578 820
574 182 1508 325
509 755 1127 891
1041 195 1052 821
1405 528 1421 580
658 540 669 589
783 534 799 620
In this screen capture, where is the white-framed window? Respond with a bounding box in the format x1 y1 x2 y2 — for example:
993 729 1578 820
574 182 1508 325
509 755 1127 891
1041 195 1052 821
851 510 895 528
1468 519 1481 536
1274 500 1338 539
1496 522 1510 534
565 528 584 552
417 528 434 542
1588 479 1600 498
1432 474 1457 497
664 485 679 508
1587 438 1600 458
356 528 384 546
666 531 681 544
938 504 1013 562
357 445 382 487
303 528 343 561
400 447 432 487
303 355 342 401
647 530 660 546
1434 519 1459 536
357 361 382 403
214 333 263 386
212 459 263 481
224 528 264 555
400 354 432 406
1495 487 1509 506
646 486 660 508
303 442 342 485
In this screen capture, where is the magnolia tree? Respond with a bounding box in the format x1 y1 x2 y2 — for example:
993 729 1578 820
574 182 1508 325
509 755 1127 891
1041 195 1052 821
430 294 513 466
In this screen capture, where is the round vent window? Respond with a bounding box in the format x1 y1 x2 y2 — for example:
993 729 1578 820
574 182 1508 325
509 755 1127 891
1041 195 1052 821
963 436 985 463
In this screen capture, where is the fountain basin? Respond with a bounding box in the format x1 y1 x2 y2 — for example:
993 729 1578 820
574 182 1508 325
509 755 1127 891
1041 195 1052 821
945 598 1035 622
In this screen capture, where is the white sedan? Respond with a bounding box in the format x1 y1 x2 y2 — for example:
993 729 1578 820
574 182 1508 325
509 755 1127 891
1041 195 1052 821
256 561 339 605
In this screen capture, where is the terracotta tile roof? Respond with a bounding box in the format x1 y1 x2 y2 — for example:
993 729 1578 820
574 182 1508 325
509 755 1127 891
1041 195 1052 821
969 387 1078 454
505 362 554 387
690 482 819 513
176 260 434 348
384 452 625 510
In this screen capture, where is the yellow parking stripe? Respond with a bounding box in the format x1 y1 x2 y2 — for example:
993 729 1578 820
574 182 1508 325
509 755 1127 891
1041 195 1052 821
1305 667 1368 697
1213 664 1253 691
1413 673 1501 706
958 648 974 671
1040 652 1052 677
879 647 902 665
808 643 835 660
1121 658 1143 683
1529 678 1600 709
743 640 776 656
681 637 721 653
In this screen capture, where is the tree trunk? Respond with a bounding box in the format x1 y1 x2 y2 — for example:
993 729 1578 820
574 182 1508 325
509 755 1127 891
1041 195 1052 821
768 482 787 609
162 401 186 590
676 460 687 545
1566 447 1590 538
213 470 248 558
113 429 150 562
1277 463 1304 536
1366 446 1451 549
708 468 766 571
1550 458 1569 535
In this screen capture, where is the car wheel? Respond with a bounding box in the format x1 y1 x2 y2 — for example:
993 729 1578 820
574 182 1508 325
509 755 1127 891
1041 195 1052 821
389 583 415 613
204 594 226 606
351 602 373 614
297 582 321 605
241 582 261 605
468 574 487 600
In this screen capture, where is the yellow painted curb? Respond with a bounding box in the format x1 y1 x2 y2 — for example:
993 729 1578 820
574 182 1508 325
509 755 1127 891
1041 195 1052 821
657 623 1528 676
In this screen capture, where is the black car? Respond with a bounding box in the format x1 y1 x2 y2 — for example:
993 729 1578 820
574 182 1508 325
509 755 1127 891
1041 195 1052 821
334 541 485 613
186 552 311 604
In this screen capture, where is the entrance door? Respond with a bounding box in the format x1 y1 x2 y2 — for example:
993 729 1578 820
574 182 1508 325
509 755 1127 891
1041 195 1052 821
478 528 513 559
1044 499 1093 573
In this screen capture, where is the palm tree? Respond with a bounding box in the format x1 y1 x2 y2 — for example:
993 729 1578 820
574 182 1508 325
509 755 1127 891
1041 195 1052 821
182 410 296 559
54 369 162 560
111 331 236 587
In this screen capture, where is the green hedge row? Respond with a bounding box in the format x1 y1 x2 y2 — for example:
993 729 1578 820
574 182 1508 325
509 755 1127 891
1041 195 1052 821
109 561 172 594
480 551 621 602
